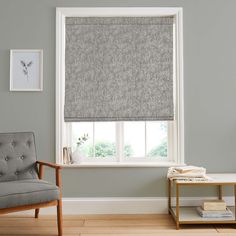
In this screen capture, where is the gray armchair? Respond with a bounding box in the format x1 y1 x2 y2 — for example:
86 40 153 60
0 132 63 235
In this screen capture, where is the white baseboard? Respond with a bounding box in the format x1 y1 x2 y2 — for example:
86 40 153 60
8 196 235 215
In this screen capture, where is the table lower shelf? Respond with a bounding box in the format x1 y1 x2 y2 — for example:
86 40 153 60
170 206 236 224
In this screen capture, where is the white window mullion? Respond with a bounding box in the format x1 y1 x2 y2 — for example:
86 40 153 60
144 122 147 158
93 122 95 158
68 122 72 149
168 121 174 162
120 122 124 162
116 122 124 163
115 122 120 163
64 122 72 163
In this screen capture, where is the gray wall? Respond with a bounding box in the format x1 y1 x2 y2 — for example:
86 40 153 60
0 0 236 197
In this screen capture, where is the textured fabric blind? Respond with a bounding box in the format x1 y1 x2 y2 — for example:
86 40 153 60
65 17 174 122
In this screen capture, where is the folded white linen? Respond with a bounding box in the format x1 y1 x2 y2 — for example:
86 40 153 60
168 176 212 181
174 165 205 173
167 166 206 179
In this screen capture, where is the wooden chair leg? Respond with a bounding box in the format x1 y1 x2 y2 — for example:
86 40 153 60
57 199 63 236
35 208 40 218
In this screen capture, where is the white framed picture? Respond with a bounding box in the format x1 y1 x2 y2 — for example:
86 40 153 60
10 49 43 91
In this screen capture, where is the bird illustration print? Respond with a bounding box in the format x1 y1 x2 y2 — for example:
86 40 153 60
20 60 33 80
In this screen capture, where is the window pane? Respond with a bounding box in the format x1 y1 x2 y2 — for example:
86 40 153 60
146 121 168 158
71 121 169 163
94 122 116 158
71 122 93 158
124 122 145 158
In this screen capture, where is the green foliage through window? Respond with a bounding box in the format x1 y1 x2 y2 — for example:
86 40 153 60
147 139 167 157
80 141 133 158
79 139 167 158
89 141 116 157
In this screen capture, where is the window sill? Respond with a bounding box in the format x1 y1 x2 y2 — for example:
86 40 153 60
60 162 185 168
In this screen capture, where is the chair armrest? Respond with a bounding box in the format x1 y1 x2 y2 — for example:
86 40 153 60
36 161 62 188
36 161 62 169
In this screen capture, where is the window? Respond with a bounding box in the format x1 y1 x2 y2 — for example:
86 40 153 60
68 121 172 164
56 7 184 166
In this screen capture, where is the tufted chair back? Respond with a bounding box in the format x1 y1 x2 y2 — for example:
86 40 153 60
0 132 38 182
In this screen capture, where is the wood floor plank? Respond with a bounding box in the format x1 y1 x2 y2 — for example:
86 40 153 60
65 214 171 220
76 225 216 234
0 234 79 236
0 227 81 235
0 225 216 235
0 214 169 220
84 218 174 226
1 214 236 235
0 219 84 227
81 234 236 236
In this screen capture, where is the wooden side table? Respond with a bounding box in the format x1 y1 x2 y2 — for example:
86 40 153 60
168 173 236 229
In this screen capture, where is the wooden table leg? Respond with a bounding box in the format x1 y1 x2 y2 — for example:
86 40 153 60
176 183 180 230
234 185 236 221
218 185 223 200
168 179 171 214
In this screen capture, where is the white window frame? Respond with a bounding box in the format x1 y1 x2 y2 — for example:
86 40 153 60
56 7 184 167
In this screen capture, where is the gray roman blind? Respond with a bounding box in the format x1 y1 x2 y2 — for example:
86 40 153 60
65 17 174 122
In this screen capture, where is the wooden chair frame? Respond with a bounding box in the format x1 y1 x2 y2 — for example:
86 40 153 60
0 161 63 236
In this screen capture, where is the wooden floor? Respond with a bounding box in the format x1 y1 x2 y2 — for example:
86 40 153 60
0 214 236 236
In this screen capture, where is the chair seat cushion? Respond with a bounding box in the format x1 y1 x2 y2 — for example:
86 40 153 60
0 179 60 209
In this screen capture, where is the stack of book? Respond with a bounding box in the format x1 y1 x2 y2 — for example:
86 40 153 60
63 147 72 164
196 200 233 218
